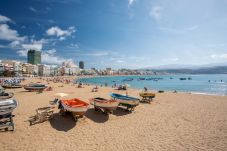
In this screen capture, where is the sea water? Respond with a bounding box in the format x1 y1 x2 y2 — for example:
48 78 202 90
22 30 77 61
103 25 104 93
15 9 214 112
77 74 227 96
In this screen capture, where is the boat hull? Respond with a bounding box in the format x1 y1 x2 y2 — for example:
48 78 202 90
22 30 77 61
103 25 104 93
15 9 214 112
0 99 18 115
24 84 47 91
139 92 155 98
60 99 89 115
0 93 14 100
110 93 140 106
2 85 22 89
117 99 139 106
90 98 119 111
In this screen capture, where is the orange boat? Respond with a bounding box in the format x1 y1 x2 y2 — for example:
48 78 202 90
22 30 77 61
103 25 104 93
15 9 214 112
59 98 89 120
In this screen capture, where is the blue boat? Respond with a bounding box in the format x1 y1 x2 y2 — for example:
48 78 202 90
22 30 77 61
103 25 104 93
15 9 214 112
110 93 140 111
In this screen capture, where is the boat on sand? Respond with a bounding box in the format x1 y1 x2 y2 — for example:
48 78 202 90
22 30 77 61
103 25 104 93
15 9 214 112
0 86 14 100
90 97 119 114
110 93 139 111
2 85 22 89
0 98 18 115
139 92 155 98
139 92 156 103
24 83 48 91
59 98 89 121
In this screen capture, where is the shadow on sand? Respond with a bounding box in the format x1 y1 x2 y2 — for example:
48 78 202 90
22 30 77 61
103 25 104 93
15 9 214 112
49 113 76 132
85 108 109 123
112 107 131 116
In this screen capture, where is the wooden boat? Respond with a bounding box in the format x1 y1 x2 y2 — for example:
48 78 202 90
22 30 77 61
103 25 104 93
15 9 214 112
110 93 140 106
59 98 89 120
139 92 155 98
24 83 48 91
110 93 139 111
0 99 18 115
139 92 156 103
0 92 14 100
90 97 119 114
2 85 22 89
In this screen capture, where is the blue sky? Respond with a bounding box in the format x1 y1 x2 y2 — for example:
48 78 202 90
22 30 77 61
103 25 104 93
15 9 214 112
0 0 227 69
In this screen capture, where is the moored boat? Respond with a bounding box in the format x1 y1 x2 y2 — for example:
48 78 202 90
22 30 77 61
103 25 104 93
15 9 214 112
90 97 119 113
59 98 89 120
24 83 48 91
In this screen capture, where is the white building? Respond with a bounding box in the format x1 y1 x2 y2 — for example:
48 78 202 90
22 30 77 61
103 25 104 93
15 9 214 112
61 61 79 75
38 64 51 76
22 63 38 76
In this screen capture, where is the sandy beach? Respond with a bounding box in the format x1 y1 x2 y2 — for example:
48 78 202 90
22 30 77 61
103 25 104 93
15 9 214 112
0 77 227 151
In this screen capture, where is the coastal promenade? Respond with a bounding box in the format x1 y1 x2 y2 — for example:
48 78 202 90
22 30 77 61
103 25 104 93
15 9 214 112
1 77 227 151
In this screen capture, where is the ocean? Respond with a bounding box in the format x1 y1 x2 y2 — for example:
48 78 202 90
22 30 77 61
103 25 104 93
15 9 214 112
77 74 227 96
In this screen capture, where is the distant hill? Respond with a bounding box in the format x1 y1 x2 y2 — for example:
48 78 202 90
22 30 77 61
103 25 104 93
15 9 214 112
152 66 227 74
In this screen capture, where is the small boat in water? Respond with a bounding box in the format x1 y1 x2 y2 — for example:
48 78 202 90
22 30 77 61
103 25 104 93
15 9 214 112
110 93 139 111
122 78 133 82
24 83 48 91
90 97 119 114
179 78 187 80
0 99 18 115
59 98 89 120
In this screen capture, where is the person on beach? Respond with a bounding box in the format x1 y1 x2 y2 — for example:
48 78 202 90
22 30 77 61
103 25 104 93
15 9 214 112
144 87 148 92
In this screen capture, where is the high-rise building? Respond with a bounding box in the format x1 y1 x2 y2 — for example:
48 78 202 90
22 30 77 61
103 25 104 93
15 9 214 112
27 50 41 65
79 61 84 69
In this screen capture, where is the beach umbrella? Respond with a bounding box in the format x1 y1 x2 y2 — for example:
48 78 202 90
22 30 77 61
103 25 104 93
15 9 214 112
54 93 69 98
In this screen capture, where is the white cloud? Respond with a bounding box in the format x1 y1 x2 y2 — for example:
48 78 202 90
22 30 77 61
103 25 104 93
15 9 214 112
170 58 179 62
79 51 109 57
46 49 56 55
46 26 76 40
9 40 20 48
149 6 162 20
159 25 199 34
211 53 227 59
116 60 125 63
17 50 29 57
128 0 136 6
187 25 199 31
0 14 11 23
68 43 79 49
21 43 43 51
0 24 25 41
42 51 72 65
29 6 37 13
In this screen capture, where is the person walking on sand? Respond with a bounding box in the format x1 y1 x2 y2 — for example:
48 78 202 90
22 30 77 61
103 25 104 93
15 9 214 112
144 87 148 92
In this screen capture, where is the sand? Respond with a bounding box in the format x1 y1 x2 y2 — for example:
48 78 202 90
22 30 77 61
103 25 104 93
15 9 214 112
0 77 227 151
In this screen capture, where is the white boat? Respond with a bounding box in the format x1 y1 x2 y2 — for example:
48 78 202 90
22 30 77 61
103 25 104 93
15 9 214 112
0 99 18 115
90 97 119 112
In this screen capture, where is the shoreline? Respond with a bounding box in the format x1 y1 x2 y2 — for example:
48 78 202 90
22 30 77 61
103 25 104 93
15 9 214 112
76 76 227 97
